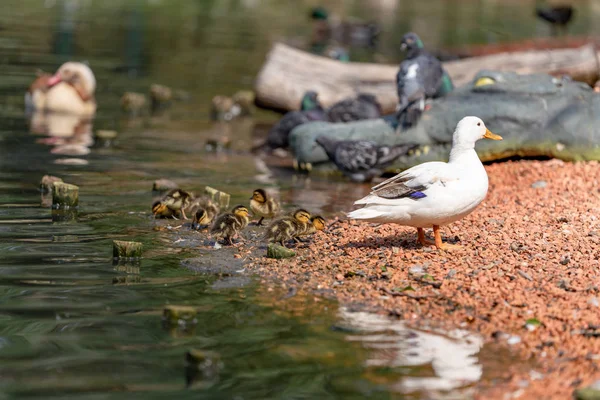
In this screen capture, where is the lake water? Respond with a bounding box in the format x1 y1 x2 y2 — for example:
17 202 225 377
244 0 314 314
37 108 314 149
0 0 582 398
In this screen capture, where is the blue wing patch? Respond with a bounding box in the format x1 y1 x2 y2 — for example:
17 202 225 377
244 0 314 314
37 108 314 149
409 191 427 199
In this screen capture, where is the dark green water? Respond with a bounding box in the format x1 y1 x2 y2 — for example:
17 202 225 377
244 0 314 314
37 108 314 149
0 0 579 398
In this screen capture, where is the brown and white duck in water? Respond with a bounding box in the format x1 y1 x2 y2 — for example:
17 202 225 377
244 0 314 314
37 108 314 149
26 62 97 116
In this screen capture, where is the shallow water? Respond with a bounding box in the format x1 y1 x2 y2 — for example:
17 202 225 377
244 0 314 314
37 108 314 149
0 0 576 398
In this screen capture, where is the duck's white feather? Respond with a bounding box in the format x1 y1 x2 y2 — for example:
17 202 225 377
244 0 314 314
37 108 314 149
348 116 499 229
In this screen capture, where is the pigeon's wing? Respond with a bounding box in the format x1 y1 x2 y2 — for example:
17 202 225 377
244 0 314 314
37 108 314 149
334 141 380 172
418 52 444 97
375 143 419 167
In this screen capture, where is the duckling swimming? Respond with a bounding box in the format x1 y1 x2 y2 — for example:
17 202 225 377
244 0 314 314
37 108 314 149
210 205 251 245
186 196 220 229
152 189 193 219
249 188 280 226
265 209 311 247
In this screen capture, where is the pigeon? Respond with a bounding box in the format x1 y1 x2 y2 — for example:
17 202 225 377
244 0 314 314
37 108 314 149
326 93 382 123
395 32 453 129
536 5 574 35
267 91 326 149
315 135 418 182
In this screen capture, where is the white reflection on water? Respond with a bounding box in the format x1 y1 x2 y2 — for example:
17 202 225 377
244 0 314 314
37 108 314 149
339 308 483 394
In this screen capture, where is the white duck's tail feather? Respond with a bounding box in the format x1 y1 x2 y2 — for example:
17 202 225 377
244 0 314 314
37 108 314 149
347 207 385 221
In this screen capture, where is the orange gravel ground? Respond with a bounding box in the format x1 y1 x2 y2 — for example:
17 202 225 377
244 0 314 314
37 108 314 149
247 160 600 399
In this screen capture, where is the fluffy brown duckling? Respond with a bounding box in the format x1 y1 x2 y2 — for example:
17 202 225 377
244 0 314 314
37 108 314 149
185 196 220 229
210 205 251 245
249 188 280 226
264 209 311 247
121 92 147 115
301 215 326 237
152 189 193 219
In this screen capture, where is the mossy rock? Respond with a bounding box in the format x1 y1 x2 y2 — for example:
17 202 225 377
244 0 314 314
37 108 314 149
163 305 198 325
267 243 296 259
112 240 143 259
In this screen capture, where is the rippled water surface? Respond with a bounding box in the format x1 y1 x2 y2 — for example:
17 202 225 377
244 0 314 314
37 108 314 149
0 0 575 398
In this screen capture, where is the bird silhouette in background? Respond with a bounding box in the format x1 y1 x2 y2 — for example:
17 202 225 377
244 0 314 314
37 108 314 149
536 4 574 35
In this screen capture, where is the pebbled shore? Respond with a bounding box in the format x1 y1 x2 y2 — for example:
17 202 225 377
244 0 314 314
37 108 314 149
245 159 600 399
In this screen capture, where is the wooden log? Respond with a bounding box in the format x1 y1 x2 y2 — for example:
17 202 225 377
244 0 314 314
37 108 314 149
52 182 79 209
112 240 143 259
255 42 599 114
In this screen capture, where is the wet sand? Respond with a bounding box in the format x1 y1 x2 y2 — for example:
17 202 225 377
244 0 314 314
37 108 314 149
245 159 600 399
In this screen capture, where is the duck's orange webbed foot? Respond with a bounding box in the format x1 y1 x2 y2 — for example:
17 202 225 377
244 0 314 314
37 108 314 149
417 227 435 247
433 225 461 252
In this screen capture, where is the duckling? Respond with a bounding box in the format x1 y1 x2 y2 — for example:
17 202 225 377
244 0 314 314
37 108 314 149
249 188 280 226
211 95 239 121
210 205 251 245
121 92 147 115
150 83 172 112
304 215 327 236
231 90 255 116
186 196 220 229
265 209 311 247
152 189 193 219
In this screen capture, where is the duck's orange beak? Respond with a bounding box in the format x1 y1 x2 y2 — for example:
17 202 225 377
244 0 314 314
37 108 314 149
483 129 502 140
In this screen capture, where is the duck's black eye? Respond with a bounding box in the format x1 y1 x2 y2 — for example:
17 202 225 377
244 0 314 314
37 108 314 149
477 122 481 126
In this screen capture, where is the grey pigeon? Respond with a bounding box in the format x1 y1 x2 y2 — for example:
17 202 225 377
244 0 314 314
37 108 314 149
315 135 418 182
396 32 453 128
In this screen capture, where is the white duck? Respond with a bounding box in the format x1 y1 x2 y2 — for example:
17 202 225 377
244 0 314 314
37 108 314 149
348 116 502 250
25 62 96 116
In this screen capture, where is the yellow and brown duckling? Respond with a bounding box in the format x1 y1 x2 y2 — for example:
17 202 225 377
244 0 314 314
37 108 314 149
152 189 193 219
210 205 252 245
301 215 326 237
249 188 280 226
185 196 220 229
121 92 147 115
265 209 312 247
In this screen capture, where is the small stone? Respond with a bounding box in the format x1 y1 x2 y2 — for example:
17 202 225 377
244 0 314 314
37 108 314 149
335 274 344 281
531 180 547 189
409 265 424 276
588 297 600 308
560 255 571 265
517 270 533 281
96 130 118 140
445 269 457 279
507 335 522 345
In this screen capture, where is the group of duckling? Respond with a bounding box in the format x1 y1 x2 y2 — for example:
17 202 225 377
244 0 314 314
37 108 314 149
152 188 325 248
